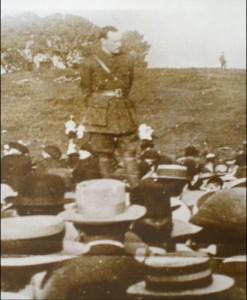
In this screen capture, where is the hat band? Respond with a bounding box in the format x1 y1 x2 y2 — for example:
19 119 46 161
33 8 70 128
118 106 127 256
147 261 210 276
145 273 213 291
76 202 126 218
2 230 65 256
11 196 66 206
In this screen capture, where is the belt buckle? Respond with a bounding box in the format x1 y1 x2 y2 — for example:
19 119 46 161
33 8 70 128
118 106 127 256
115 88 122 98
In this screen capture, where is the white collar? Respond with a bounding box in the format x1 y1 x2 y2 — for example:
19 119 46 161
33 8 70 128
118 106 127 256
87 239 124 249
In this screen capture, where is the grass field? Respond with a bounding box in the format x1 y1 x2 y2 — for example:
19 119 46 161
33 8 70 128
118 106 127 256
1 67 246 160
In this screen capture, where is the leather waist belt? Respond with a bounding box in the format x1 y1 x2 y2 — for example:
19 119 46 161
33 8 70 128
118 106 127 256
94 89 124 98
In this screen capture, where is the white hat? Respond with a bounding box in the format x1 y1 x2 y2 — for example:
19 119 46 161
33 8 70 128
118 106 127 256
1 292 31 299
59 179 146 224
1 216 89 267
1 183 17 204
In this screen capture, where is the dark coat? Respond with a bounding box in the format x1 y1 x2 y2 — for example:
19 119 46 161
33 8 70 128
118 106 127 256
79 50 137 134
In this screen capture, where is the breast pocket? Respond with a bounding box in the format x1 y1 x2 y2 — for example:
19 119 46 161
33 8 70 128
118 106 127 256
86 95 110 126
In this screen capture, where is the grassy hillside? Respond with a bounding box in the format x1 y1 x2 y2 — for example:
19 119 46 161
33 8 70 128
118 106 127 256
1 68 246 160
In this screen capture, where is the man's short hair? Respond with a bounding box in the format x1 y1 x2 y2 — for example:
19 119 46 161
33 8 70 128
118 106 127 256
99 26 118 39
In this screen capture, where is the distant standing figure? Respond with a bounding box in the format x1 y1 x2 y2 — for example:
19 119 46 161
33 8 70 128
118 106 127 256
219 52 227 69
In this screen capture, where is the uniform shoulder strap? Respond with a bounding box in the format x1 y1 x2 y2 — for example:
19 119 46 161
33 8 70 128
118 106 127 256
93 55 111 74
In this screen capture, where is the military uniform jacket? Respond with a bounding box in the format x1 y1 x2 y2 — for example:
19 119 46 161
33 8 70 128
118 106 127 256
80 49 137 134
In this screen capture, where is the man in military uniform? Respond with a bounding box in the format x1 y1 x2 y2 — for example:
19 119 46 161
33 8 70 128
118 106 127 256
79 26 140 188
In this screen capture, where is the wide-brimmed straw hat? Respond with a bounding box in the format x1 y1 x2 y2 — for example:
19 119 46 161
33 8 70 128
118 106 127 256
59 179 146 224
1 216 89 267
1 292 32 300
127 252 234 298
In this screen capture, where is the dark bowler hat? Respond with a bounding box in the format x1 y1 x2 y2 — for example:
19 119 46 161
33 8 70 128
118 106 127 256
142 164 190 197
130 180 201 246
42 145 62 160
5 173 74 215
185 145 200 157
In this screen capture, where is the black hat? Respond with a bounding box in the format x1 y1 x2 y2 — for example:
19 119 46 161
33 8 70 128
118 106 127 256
72 157 102 183
185 145 199 157
43 145 62 160
80 141 94 154
5 174 72 215
140 149 160 161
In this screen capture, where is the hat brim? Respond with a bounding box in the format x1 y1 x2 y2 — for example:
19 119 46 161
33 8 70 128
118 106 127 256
181 190 212 207
171 219 202 238
1 241 89 267
127 274 234 298
5 196 74 206
142 171 188 181
1 292 32 300
58 204 146 224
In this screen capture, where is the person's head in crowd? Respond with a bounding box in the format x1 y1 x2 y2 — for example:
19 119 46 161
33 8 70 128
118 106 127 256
1 154 33 192
130 179 173 248
200 175 224 191
205 153 216 161
138 124 155 142
59 179 146 251
100 26 122 55
72 158 102 184
140 139 155 152
190 188 246 257
177 157 202 178
65 115 77 139
1 216 89 295
235 141 247 167
155 153 173 167
138 148 160 177
184 145 200 157
3 141 29 157
5 173 69 216
146 164 190 198
79 140 95 159
42 145 62 160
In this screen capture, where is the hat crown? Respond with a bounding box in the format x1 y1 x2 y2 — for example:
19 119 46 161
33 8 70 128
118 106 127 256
2 216 64 240
19 174 66 201
43 145 62 159
144 252 213 292
155 164 188 179
75 179 126 218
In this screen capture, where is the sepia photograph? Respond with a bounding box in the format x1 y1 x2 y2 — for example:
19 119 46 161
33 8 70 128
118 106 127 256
1 0 246 299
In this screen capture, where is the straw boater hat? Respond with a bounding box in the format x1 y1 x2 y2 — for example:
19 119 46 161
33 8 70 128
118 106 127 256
1 292 32 300
1 216 89 267
127 252 234 298
59 179 146 224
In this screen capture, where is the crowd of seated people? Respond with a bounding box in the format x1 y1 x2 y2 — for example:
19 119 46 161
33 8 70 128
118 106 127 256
1 122 246 300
